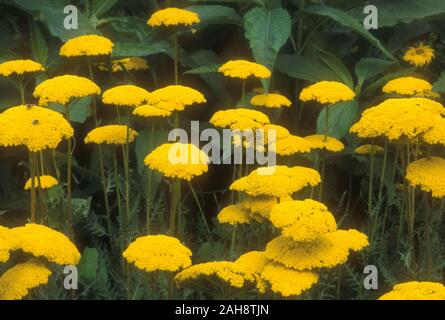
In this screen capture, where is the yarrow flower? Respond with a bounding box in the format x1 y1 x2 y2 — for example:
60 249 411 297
250 94 291 108
133 104 172 118
147 8 200 27
230 165 321 197
59 35 114 57
406 157 445 198
382 77 434 96
98 57 148 72
0 105 74 152
304 135 344 152
240 196 278 219
123 235 192 272
379 281 445 300
85 125 138 145
10 224 81 265
299 81 355 105
270 134 312 156
102 85 150 107
0 260 52 300
24 175 58 190
269 199 337 242
147 85 206 112
403 42 435 67
355 144 384 155
210 108 270 130
34 75 100 106
0 226 12 263
217 204 252 225
218 60 271 79
0 59 44 77
422 116 445 146
144 143 209 181
233 251 269 292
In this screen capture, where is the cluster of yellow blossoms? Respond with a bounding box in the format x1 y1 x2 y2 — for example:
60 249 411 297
59 34 114 57
379 281 445 300
147 7 200 27
218 60 271 79
24 175 58 190
0 59 44 77
85 125 138 145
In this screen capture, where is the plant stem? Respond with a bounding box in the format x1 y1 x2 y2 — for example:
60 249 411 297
169 179 178 236
230 224 238 257
52 149 60 181
378 139 388 203
241 80 246 105
28 151 36 222
34 153 46 223
424 193 432 278
324 105 329 141
19 80 25 104
318 153 326 201
64 105 73 232
173 34 178 85
188 181 212 241
98 145 112 237
113 149 123 223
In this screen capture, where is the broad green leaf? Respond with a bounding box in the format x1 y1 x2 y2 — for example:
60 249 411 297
77 247 99 283
184 64 219 74
305 5 396 61
433 71 445 94
112 41 173 58
354 58 394 92
276 54 342 83
91 0 118 18
29 21 48 65
362 68 416 96
47 97 92 123
316 100 359 139
314 46 354 88
188 5 242 28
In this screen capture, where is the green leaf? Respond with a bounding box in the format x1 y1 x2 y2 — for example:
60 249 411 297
91 0 118 18
349 0 445 27
29 21 48 65
244 6 291 76
276 54 342 82
305 5 396 61
316 100 359 139
362 68 416 96
314 46 354 88
184 64 219 74
77 247 99 283
187 5 242 28
112 41 173 58
433 71 445 94
47 97 92 123
354 58 394 92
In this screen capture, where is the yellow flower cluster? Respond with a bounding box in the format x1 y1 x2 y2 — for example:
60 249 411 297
133 104 172 118
218 60 271 79
147 8 200 27
269 199 337 242
0 260 52 300
0 105 74 152
304 135 344 152
382 77 434 96
9 224 80 265
230 165 321 197
24 175 58 190
240 196 277 219
403 43 435 67
269 133 312 156
0 226 12 263
85 125 138 145
144 143 209 181
355 144 384 155
265 229 368 271
98 57 149 72
34 75 100 106
299 81 355 104
123 235 192 272
59 35 114 57
379 281 445 300
350 98 444 140
0 59 44 77
406 157 445 198
260 263 319 297
175 261 247 289
250 94 291 108
422 116 445 146
210 108 270 130
147 85 206 112
234 251 268 292
217 204 252 225
102 84 150 107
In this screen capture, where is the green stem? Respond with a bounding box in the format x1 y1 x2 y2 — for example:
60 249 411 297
378 139 388 203
34 153 46 224
230 224 238 258
169 179 178 236
87 60 99 126
64 105 73 232
98 145 112 237
19 80 25 104
317 153 326 201
368 142 375 218
52 149 60 181
324 105 329 141
173 34 178 85
241 80 246 106
424 193 432 278
28 151 36 222
188 181 212 241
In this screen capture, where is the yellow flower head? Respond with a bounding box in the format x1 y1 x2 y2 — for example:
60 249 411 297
234 251 269 292
144 143 209 181
269 199 337 242
250 94 291 108
102 84 150 107
241 196 278 219
10 224 81 265
147 8 200 27
379 281 445 300
403 42 435 67
0 105 74 152
406 157 445 198
98 57 149 72
85 125 138 145
218 60 271 79
350 98 444 140
305 135 345 152
147 85 206 112
265 229 368 271
382 77 434 96
0 59 44 77
133 104 173 118
260 263 319 297
299 81 355 105
210 108 270 130
34 75 100 106
0 260 52 300
217 204 252 225
230 165 321 197
270 134 312 156
60 35 114 57
24 175 58 190
354 144 385 155
0 226 12 263
123 234 192 272
422 116 445 146
175 261 247 289
263 124 290 140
